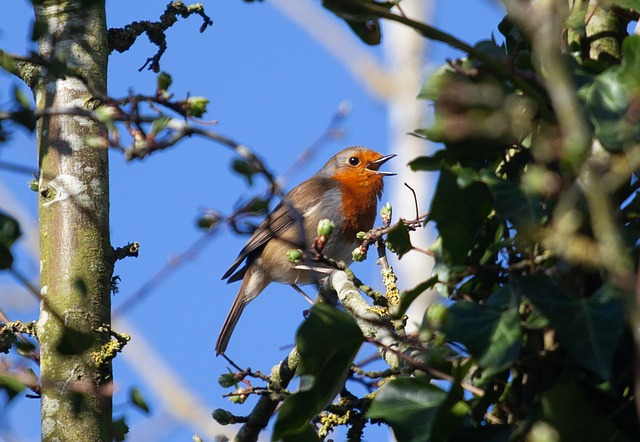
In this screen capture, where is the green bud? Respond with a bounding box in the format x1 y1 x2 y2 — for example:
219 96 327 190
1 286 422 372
229 388 247 404
193 436 203 442
352 247 366 262
287 249 303 263
185 96 209 118
356 231 367 240
317 219 334 237
94 105 120 124
212 408 234 425
380 202 392 219
157 71 173 92
196 213 220 231
385 240 396 253
84 134 108 149
425 303 448 330
28 179 38 192
450 400 470 417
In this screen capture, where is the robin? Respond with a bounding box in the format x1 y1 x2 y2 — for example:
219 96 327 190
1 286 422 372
216 146 395 355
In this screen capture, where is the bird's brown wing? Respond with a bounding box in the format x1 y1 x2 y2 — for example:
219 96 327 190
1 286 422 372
221 177 335 283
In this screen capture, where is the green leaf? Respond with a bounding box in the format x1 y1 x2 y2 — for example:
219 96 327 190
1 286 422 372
112 416 129 442
231 158 257 186
0 372 26 401
534 382 628 441
0 244 14 270
13 85 31 110
367 377 448 442
130 387 151 414
273 303 363 441
385 222 413 258
429 167 493 265
442 301 521 371
321 0 384 45
0 212 21 270
613 0 640 11
418 64 454 101
482 176 543 227
150 116 171 135
185 97 208 118
512 275 624 380
619 34 640 91
156 71 172 91
579 69 634 152
407 150 449 171
397 276 439 317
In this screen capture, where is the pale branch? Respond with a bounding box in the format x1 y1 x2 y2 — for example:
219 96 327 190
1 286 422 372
227 348 300 442
323 270 400 369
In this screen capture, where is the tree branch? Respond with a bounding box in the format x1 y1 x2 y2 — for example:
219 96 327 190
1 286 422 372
107 1 212 72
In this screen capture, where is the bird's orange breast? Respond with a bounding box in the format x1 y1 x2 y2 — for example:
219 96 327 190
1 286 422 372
332 170 384 240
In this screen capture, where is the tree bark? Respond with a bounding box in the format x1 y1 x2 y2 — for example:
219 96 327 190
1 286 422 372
34 1 113 440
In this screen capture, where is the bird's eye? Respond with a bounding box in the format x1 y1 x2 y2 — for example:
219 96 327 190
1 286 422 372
348 156 360 166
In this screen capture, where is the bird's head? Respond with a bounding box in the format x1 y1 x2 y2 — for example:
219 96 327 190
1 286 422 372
319 146 396 188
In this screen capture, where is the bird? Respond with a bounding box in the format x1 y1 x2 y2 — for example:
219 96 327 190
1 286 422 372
216 146 395 355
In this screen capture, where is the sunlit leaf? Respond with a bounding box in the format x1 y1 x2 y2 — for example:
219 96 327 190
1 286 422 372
273 303 363 440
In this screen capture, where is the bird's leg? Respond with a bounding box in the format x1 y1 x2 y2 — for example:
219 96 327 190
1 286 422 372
290 284 314 305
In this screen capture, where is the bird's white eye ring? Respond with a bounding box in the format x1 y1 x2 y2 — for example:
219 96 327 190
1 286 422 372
348 156 360 166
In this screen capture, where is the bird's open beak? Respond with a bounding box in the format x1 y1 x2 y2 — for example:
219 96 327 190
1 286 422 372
367 154 396 176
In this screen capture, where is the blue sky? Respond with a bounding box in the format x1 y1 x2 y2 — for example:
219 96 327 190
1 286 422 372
0 1 504 440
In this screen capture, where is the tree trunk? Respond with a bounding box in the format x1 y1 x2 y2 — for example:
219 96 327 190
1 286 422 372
34 1 113 440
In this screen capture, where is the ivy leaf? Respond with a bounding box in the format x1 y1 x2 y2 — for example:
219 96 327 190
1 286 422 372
273 303 363 441
535 382 628 440
579 68 634 152
482 176 543 227
429 167 493 265
385 222 413 258
367 377 448 442
442 301 522 371
512 275 624 380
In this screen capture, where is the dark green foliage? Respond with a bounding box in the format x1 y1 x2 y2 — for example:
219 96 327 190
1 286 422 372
273 303 363 440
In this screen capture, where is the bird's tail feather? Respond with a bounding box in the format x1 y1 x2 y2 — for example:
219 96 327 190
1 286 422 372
215 292 247 355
